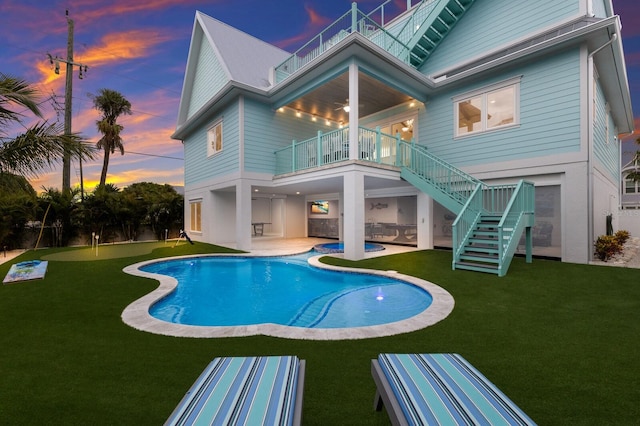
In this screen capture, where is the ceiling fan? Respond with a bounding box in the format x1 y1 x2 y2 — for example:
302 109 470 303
334 99 363 112
401 119 414 132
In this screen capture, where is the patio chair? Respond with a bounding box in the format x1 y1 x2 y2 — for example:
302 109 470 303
372 353 536 426
165 355 305 426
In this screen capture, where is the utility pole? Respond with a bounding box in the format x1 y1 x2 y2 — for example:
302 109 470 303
47 10 88 197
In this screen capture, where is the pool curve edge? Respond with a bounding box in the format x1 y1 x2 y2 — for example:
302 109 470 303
121 253 455 340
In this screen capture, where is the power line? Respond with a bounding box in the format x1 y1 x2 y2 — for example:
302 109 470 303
125 151 183 161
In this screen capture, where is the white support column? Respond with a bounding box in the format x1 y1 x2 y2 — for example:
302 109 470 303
417 192 434 250
348 62 359 160
343 171 365 260
339 191 345 241
236 181 252 251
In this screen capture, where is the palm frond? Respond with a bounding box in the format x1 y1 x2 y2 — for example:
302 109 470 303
0 122 96 178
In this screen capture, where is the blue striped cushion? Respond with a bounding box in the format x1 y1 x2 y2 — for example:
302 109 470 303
378 353 536 426
166 356 300 426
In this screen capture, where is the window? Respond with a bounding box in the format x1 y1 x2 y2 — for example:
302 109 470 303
207 120 223 156
190 200 202 232
625 177 638 194
454 78 520 137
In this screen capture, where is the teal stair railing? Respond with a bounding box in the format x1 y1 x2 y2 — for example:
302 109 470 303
274 128 533 276
399 141 534 276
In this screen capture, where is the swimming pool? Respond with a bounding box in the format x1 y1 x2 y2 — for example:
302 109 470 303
142 253 430 328
121 252 455 340
313 242 385 254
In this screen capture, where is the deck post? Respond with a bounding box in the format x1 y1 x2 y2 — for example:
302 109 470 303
291 139 297 172
351 3 358 33
375 126 382 163
317 131 323 165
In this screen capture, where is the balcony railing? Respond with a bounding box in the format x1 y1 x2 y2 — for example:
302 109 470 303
273 2 420 83
274 126 408 175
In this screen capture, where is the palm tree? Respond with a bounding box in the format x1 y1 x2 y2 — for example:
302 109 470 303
0 73 94 178
90 89 132 188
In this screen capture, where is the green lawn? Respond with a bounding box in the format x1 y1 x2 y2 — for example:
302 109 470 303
1 242 638 425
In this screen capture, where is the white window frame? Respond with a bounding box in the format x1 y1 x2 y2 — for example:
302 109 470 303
190 199 202 233
625 176 638 194
207 119 223 157
453 76 521 138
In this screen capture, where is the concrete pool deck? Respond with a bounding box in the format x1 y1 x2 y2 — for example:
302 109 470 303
121 238 455 340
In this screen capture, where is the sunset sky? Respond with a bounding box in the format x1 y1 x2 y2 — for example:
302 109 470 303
2 0 639 194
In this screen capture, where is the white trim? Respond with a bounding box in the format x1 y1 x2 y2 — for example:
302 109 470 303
453 77 521 139
206 118 224 157
451 76 522 102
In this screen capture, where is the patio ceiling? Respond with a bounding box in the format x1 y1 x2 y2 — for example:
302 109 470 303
251 170 415 197
283 71 413 124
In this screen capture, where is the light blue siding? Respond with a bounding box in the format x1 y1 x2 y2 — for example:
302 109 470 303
421 49 582 167
243 99 334 174
592 0 608 18
187 35 229 120
421 0 579 75
593 77 619 180
184 102 240 186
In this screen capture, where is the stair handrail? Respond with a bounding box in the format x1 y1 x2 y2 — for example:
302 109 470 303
377 0 439 50
405 0 447 48
451 182 483 263
497 180 535 270
400 140 483 196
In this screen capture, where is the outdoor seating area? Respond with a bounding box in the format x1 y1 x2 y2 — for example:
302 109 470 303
365 222 417 244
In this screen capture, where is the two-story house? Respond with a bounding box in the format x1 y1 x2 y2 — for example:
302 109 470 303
172 0 633 275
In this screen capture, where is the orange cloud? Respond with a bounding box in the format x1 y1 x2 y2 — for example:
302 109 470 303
71 0 210 23
273 4 333 50
79 29 172 65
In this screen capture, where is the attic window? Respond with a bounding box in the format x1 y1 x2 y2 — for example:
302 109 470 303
207 119 223 156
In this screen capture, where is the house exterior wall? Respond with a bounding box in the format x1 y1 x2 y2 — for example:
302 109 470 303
187 33 228 120
420 0 580 75
422 49 582 168
593 75 620 182
243 99 334 174
593 168 619 237
591 0 609 18
184 101 240 186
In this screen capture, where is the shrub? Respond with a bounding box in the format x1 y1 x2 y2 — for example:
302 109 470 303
614 229 630 245
594 235 623 261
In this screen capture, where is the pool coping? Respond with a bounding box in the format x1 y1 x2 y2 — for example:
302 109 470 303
121 252 455 340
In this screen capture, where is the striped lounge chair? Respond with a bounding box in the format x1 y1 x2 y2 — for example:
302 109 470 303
165 356 305 426
372 353 536 426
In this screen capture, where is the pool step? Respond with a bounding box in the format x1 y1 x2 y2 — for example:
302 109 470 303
288 291 337 327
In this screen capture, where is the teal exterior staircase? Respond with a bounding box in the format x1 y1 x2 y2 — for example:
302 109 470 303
399 142 535 276
404 0 476 69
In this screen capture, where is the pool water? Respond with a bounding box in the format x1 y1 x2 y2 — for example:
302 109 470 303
313 242 385 254
143 253 432 329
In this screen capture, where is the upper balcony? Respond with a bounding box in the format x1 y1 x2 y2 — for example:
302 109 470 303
274 125 412 176
272 0 476 83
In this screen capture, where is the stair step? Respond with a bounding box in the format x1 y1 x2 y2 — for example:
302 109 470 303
464 246 499 255
459 253 499 264
473 230 498 237
455 261 500 274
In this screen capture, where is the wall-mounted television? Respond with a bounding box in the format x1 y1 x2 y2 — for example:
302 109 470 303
310 200 329 214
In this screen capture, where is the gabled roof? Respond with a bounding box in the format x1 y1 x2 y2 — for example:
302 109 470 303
196 12 289 88
174 11 290 135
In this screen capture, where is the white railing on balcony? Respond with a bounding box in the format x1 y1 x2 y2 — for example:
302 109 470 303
274 126 408 175
273 2 416 83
